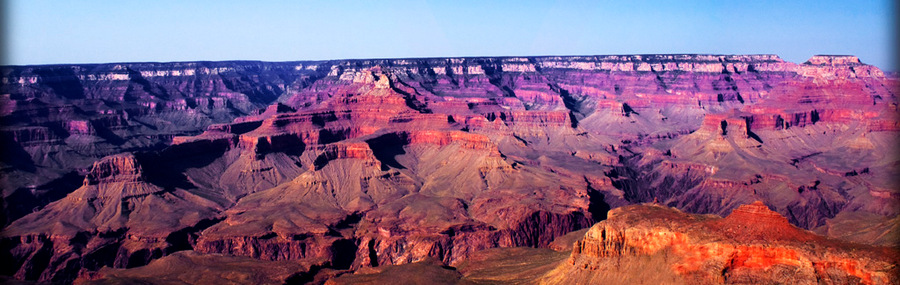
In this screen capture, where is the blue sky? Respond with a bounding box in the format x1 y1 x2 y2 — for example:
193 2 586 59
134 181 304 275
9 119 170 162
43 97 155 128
4 0 896 70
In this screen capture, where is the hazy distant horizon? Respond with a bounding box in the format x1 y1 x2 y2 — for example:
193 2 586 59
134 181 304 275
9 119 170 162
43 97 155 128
0 53 885 69
4 0 896 71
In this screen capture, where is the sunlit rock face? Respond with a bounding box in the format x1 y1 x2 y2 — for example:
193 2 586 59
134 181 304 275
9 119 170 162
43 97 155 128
548 203 899 284
1 54 897 283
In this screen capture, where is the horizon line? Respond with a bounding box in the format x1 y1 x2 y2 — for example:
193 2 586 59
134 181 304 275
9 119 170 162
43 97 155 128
1 53 885 69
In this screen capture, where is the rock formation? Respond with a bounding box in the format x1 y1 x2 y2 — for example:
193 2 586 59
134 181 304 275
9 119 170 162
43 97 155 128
1 54 897 283
208 202 898 284
545 202 899 284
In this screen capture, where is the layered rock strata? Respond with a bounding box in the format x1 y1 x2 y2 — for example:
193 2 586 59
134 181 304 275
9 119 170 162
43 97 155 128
546 202 899 284
1 54 897 283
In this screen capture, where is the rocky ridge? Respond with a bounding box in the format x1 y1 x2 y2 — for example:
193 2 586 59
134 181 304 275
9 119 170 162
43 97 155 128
547 202 898 284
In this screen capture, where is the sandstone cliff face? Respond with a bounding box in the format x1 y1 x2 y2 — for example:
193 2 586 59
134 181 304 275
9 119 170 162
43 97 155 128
550 203 899 284
1 54 897 283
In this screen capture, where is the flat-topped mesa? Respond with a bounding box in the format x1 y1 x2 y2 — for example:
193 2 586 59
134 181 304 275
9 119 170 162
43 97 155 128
742 107 823 130
701 106 872 135
724 201 791 227
805 55 862 66
313 142 379 169
799 55 884 79
697 112 751 137
83 153 144 185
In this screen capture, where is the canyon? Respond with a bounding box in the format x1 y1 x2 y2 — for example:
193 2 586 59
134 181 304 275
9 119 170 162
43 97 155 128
324 203 898 284
0 54 897 283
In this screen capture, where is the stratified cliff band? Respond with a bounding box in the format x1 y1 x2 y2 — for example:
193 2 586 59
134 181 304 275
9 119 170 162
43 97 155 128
0 54 897 283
